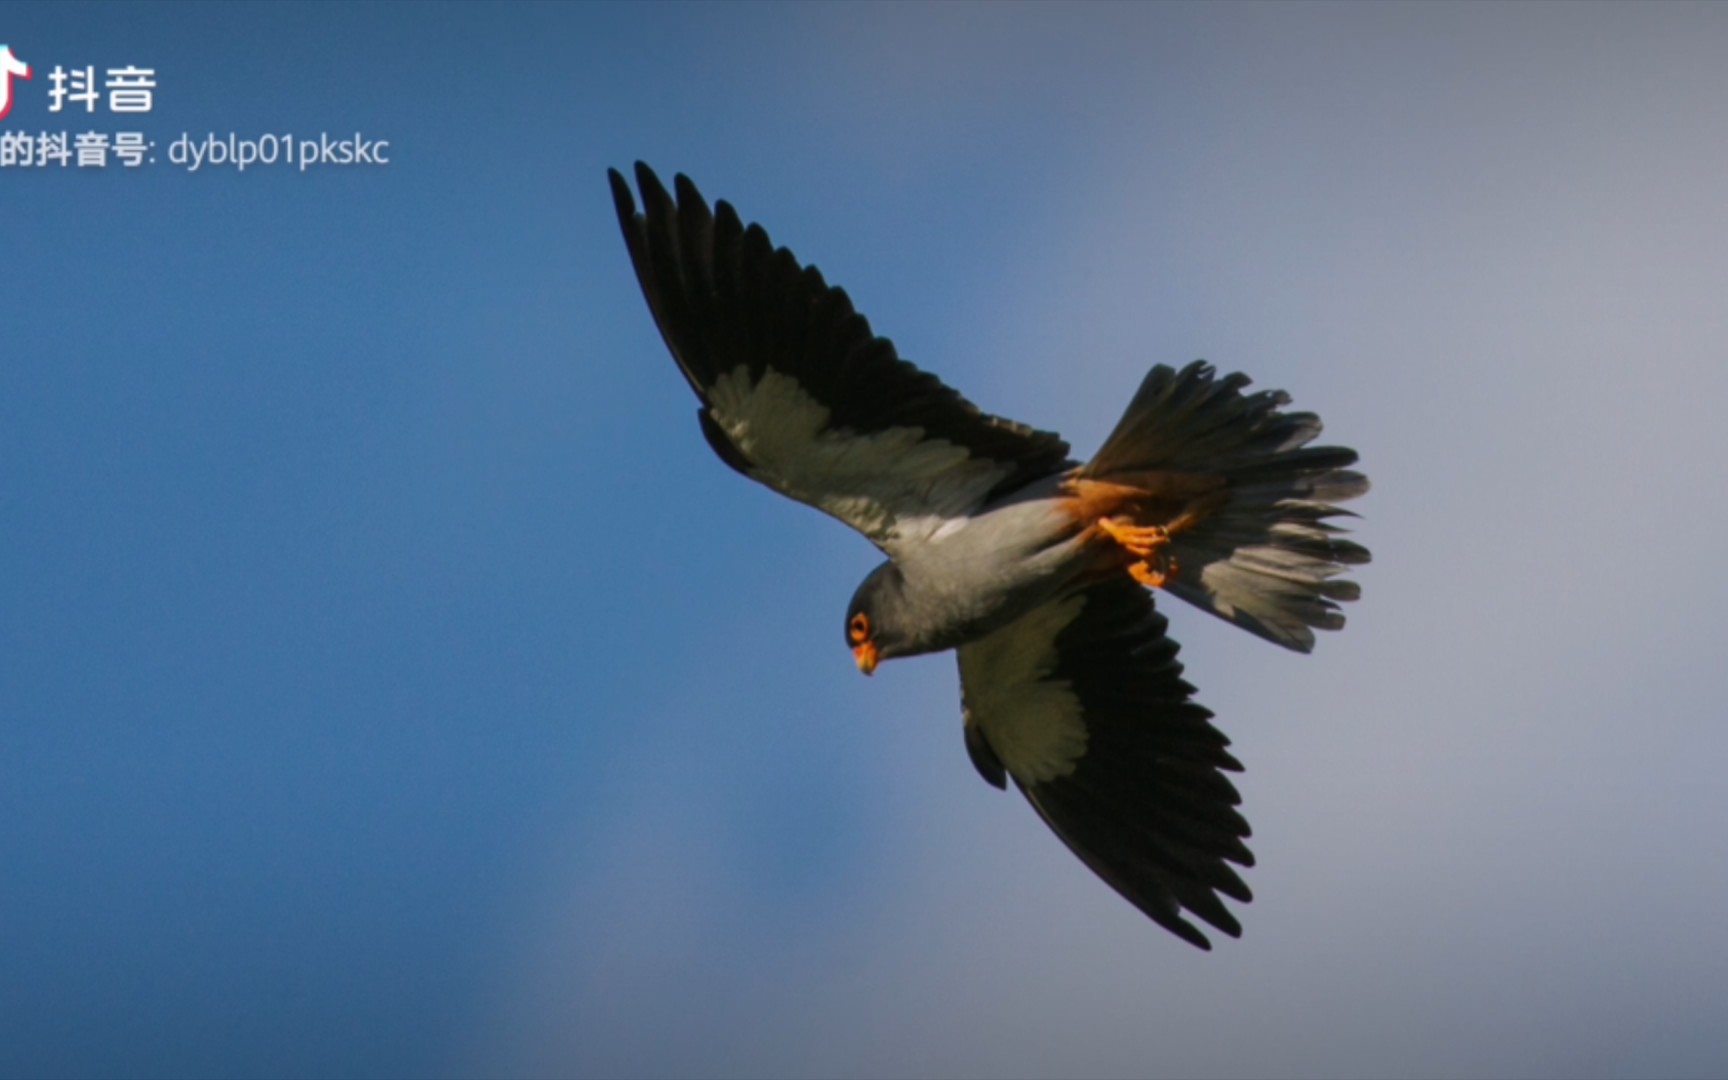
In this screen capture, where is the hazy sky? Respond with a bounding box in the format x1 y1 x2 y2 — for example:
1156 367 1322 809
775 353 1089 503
4 3 1726 1078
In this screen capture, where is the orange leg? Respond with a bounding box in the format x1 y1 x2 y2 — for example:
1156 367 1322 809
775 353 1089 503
1096 516 1167 557
1127 556 1177 588
1096 516 1179 587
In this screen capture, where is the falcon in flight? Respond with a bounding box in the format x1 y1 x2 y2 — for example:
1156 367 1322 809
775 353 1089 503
608 163 1369 948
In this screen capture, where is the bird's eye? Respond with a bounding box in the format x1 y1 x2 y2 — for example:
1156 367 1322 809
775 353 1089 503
848 613 871 643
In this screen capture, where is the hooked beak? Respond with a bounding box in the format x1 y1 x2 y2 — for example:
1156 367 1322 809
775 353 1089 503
852 641 878 676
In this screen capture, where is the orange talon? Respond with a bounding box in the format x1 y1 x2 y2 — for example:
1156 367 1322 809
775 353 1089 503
1096 516 1178 587
1128 556 1178 588
1096 516 1170 558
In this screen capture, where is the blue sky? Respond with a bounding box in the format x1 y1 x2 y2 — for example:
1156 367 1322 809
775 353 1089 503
4 3 1726 1077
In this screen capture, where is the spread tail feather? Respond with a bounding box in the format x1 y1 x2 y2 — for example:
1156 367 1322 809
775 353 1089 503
1082 361 1369 652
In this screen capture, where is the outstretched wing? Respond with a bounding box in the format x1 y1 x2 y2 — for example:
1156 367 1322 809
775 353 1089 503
609 163 1072 554
957 579 1253 949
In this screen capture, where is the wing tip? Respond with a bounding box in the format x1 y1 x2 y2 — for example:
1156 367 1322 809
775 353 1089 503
673 170 707 210
1174 924 1214 951
633 160 673 215
1158 908 1244 951
607 166 637 223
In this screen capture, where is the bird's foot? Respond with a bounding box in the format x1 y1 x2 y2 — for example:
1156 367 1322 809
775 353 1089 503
1127 555 1177 588
1097 517 1178 587
1097 516 1168 558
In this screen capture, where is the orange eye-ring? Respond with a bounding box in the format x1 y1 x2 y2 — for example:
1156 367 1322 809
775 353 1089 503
848 613 870 643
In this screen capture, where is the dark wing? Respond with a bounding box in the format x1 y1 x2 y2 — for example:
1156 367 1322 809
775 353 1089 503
957 579 1253 949
609 163 1072 555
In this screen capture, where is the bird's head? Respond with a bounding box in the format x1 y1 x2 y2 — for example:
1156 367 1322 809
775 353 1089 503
845 562 915 676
